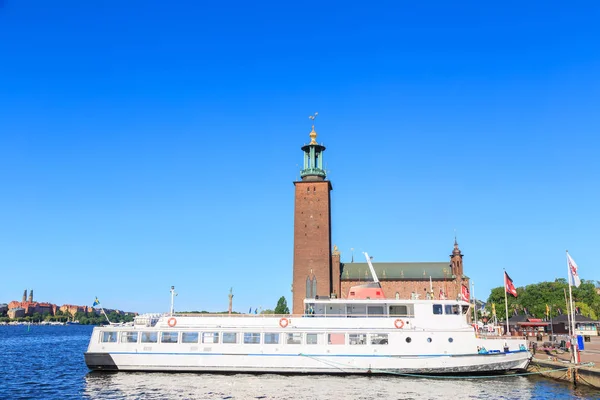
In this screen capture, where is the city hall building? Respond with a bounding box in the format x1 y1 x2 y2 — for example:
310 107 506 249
291 124 469 314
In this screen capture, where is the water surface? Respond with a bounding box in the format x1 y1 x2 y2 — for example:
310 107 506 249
0 326 597 399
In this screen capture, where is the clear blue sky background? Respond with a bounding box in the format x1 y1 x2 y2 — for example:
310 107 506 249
1 1 598 313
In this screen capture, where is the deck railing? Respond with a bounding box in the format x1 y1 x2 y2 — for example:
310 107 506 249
169 312 417 318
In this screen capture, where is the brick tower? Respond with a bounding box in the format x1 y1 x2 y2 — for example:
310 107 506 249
450 239 467 300
292 118 332 314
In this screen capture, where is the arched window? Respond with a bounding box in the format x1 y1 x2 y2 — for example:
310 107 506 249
306 277 312 299
312 277 317 299
395 292 400 300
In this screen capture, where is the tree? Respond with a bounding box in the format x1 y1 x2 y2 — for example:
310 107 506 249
574 302 598 320
486 278 600 321
274 296 290 315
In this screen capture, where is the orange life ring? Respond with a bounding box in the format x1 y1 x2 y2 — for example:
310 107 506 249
168 317 177 327
279 317 289 328
394 319 404 329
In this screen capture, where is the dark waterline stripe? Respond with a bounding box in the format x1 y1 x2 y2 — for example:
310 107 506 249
107 350 528 358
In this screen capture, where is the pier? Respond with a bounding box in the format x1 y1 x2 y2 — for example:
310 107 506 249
527 336 600 389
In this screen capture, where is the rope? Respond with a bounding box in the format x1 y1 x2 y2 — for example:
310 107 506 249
298 353 595 379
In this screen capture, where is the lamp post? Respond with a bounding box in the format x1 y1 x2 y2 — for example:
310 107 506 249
170 286 177 316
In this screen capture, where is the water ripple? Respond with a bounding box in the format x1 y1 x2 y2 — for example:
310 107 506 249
0 326 597 399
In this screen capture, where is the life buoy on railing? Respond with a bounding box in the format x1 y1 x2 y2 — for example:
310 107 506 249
168 317 177 327
394 319 404 329
279 317 289 328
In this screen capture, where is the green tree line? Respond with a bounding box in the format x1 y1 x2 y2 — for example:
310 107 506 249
486 279 600 321
0 309 135 325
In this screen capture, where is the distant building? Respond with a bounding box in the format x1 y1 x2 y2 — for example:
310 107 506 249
60 304 94 316
6 289 133 319
8 307 25 319
0 303 8 316
551 314 599 336
8 289 56 317
508 314 550 336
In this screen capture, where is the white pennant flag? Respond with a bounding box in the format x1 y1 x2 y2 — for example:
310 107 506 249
567 253 581 288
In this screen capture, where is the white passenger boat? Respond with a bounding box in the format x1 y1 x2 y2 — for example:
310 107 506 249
85 256 531 374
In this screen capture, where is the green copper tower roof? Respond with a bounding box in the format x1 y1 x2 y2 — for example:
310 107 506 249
300 114 326 181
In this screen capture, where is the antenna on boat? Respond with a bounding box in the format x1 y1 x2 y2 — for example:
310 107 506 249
170 286 177 316
363 252 380 284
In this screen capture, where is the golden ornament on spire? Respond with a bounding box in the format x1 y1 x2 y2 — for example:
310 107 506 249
308 112 318 144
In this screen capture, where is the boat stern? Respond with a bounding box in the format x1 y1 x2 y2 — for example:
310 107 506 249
84 352 119 371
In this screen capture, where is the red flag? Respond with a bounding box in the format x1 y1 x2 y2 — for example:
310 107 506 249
504 272 517 297
461 284 470 302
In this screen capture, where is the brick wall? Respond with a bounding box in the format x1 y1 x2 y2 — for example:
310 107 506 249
292 180 332 314
340 278 467 301
331 251 341 299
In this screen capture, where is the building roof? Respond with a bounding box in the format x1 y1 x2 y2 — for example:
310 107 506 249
551 314 598 323
341 262 455 280
508 314 530 324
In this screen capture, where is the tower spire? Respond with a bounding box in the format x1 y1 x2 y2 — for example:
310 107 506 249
308 112 318 145
300 113 326 181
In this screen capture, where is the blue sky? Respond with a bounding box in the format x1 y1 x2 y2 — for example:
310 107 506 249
1 1 598 313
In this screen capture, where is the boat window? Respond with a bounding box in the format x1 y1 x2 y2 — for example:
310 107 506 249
445 304 460 315
347 305 366 317
264 333 279 344
427 338 432 343
367 306 384 316
389 305 409 316
161 332 178 343
370 333 388 345
462 305 469 315
448 338 454 343
182 332 199 343
243 333 261 344
223 332 237 344
306 333 321 345
101 332 117 343
202 332 219 344
433 304 443 315
406 337 412 343
141 332 158 343
286 333 302 345
121 332 138 343
327 333 344 345
349 333 367 345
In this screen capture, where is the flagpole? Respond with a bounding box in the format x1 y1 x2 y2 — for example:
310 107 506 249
563 288 572 338
472 281 478 326
100 306 111 324
566 250 578 363
503 269 510 336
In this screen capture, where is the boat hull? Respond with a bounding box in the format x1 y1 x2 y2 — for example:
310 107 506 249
85 350 531 375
